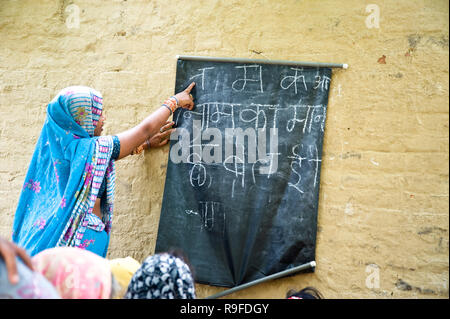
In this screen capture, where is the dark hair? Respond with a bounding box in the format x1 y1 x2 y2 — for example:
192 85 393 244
167 248 195 279
286 286 324 299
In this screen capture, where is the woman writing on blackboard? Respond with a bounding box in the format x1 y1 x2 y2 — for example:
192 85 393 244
12 83 196 258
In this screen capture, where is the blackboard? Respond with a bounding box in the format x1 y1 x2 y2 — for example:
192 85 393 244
155 58 332 287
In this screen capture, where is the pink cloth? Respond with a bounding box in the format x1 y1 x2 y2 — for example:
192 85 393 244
32 247 112 299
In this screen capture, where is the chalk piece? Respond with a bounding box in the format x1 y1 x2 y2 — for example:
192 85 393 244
311 261 316 268
343 63 349 69
176 55 180 59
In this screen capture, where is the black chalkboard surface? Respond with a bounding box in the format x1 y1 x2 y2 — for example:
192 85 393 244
155 57 332 287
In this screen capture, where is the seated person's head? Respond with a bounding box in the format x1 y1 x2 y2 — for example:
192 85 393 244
125 252 196 299
286 286 324 299
32 247 118 299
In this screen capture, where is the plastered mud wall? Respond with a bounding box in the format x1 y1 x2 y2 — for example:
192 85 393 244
0 0 448 298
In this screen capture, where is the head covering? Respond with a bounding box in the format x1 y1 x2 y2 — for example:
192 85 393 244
108 256 141 298
287 287 324 299
12 86 116 257
32 247 112 299
125 253 196 299
0 257 61 299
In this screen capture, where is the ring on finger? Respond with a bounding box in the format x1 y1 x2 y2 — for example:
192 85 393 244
189 94 193 100
159 127 164 133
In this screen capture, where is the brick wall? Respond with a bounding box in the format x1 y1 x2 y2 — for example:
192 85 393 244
0 0 448 298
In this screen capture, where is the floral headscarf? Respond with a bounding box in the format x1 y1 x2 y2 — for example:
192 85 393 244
125 253 196 299
12 86 116 257
32 247 112 299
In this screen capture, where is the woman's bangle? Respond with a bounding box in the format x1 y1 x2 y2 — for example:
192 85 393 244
162 96 178 115
171 95 179 107
162 104 173 115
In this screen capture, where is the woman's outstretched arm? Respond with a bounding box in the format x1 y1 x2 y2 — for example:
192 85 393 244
115 82 195 160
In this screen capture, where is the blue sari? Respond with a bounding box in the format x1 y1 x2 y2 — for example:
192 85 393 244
12 86 116 257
